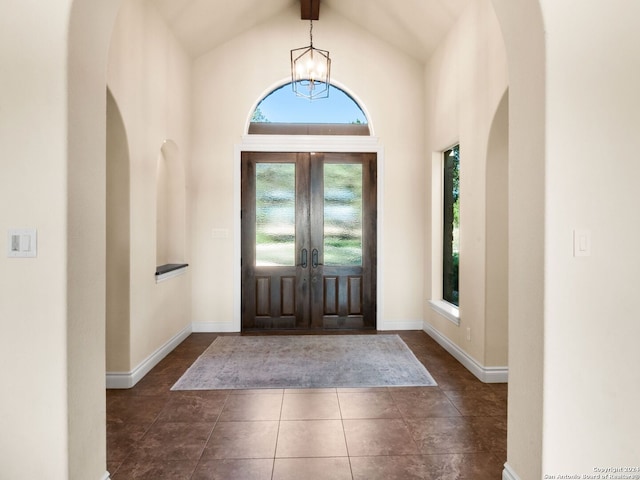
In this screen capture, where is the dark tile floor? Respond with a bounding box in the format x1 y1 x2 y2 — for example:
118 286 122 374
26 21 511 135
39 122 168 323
107 331 507 479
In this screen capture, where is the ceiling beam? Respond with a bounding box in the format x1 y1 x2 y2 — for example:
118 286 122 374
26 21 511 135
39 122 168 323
301 0 320 20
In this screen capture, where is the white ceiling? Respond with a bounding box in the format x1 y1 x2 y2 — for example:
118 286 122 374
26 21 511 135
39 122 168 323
152 0 472 62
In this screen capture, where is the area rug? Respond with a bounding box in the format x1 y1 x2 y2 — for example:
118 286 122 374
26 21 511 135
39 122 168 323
171 334 436 390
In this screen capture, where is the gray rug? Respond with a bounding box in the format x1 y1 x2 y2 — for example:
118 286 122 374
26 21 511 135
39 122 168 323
171 334 436 390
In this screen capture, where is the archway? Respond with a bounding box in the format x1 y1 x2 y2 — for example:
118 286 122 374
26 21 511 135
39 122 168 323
17 0 640 478
63 1 546 478
106 89 131 376
67 2 124 478
485 90 509 370
490 1 546 478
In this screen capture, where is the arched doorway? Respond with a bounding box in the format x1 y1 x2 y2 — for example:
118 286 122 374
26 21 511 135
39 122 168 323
13 1 640 479
63 0 546 478
490 1 546 478
67 2 125 478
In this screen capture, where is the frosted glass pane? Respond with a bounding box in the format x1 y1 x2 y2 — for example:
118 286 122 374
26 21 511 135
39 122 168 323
324 164 362 266
256 163 295 266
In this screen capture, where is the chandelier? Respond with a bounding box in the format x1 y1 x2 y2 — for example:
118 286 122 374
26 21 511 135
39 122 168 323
290 19 331 100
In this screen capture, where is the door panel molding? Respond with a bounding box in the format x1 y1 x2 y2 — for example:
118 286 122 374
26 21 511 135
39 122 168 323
233 136 386 332
348 276 363 315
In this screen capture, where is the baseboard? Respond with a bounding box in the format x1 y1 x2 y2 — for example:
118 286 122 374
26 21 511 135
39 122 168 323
105 324 192 389
423 321 508 383
192 320 423 332
503 463 520 480
101 472 111 480
192 321 239 333
377 319 424 331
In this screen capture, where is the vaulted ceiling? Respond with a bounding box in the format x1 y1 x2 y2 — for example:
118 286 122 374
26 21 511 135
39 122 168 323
152 0 473 62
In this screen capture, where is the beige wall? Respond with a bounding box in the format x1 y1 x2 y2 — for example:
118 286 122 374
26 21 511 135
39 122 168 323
156 140 187 266
492 0 546 476
3 1 640 479
0 0 121 478
424 0 509 367
485 92 509 366
68 2 123 477
0 4 72 478
189 4 426 328
493 0 640 476
540 0 640 474
107 0 192 371
107 90 132 372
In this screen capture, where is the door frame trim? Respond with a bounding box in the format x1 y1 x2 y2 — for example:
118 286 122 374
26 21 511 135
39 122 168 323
234 135 386 331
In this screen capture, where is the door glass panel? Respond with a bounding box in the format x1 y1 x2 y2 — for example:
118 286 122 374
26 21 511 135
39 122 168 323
324 163 363 266
255 163 295 266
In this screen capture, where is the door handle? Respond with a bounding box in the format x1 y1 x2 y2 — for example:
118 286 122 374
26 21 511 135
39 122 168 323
300 248 308 268
312 249 322 268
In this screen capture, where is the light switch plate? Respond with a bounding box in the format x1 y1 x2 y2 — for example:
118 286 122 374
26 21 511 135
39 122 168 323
573 229 591 257
7 229 37 258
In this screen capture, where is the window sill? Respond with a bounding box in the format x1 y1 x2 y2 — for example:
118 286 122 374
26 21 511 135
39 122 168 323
155 263 189 283
429 299 460 326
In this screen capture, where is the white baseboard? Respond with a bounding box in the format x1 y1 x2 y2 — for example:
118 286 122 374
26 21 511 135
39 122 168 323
503 463 520 480
101 472 111 480
107 320 503 389
193 320 423 333
378 319 424 331
423 321 508 383
192 321 239 333
106 324 192 389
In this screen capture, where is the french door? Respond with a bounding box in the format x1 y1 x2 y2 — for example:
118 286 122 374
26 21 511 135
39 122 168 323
241 151 377 330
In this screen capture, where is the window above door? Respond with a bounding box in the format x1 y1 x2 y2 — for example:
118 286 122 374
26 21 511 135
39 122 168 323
248 83 370 136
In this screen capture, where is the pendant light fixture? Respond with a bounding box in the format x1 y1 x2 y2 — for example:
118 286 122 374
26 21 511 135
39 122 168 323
291 17 331 100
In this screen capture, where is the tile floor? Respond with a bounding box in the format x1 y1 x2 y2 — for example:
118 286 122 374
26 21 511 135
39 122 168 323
107 331 507 479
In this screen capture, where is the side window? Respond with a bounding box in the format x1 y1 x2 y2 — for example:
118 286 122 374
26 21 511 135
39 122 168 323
443 145 460 306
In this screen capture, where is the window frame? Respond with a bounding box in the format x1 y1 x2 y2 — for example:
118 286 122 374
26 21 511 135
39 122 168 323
248 82 370 136
442 145 460 307
429 144 460 325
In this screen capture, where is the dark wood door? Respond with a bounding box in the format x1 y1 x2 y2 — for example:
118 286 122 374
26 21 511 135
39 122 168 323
241 151 376 330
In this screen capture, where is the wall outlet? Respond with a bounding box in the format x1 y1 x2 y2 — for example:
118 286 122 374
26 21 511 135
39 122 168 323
466 327 471 342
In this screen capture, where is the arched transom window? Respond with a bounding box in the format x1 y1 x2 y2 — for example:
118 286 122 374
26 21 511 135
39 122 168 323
249 83 370 136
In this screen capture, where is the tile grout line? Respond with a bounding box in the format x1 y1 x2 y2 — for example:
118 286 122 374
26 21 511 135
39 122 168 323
188 390 231 479
107 331 507 478
336 390 356 480
270 391 285 480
